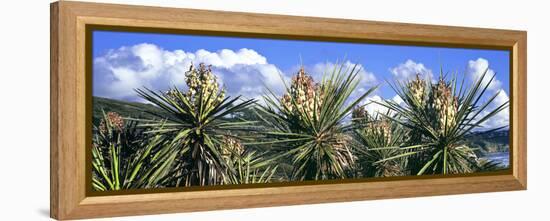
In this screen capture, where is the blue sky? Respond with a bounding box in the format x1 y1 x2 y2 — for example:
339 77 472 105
92 30 510 129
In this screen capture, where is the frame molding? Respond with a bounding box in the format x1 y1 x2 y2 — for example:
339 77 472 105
50 1 527 219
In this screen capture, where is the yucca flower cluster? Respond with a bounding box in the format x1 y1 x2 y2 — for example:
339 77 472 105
403 75 458 136
403 75 427 144
221 136 245 161
281 68 324 120
98 111 124 134
352 107 392 145
407 74 426 106
351 106 368 124
351 107 407 177
428 79 458 135
372 126 405 176
368 119 392 145
168 63 225 106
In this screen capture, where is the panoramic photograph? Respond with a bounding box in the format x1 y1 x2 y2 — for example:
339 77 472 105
90 30 510 191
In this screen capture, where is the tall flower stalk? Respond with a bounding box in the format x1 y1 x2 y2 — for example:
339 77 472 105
257 64 377 181
377 70 509 175
281 68 324 122
136 63 257 186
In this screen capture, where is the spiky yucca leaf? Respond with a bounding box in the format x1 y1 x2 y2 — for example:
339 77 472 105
256 64 377 181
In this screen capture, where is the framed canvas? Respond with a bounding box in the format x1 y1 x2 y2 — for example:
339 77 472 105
50 1 527 220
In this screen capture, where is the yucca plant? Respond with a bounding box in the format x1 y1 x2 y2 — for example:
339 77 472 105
256 65 377 181
135 63 257 186
377 71 509 175
92 111 174 191
351 108 407 177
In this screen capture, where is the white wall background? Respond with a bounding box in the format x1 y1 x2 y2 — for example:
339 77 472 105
0 0 547 220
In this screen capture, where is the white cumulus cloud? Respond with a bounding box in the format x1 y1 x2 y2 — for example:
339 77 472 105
93 43 285 102
467 58 502 91
476 90 510 129
389 59 433 81
466 58 508 130
305 61 378 105
363 95 388 115
308 61 377 87
392 95 405 106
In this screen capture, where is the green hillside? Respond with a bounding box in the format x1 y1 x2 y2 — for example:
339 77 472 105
92 96 169 125
465 130 509 155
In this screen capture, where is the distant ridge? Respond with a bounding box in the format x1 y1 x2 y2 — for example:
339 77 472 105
92 96 168 124
466 129 509 154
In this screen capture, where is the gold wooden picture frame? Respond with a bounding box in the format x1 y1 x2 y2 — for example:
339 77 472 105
50 1 527 220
